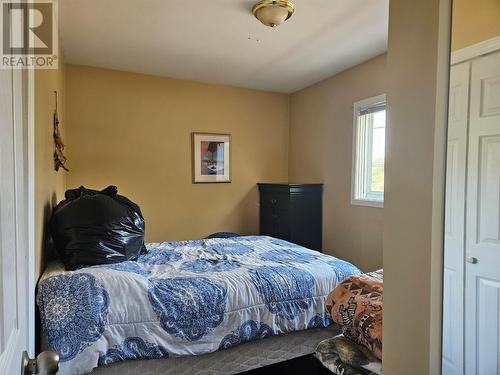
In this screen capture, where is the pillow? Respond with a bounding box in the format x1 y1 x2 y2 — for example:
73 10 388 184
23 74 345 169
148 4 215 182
205 232 241 239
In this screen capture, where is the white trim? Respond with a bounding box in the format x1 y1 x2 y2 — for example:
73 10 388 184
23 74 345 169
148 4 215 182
351 198 384 208
351 94 386 209
27 0 36 356
451 35 500 65
0 329 20 374
13 65 26 362
352 94 386 112
26 65 35 357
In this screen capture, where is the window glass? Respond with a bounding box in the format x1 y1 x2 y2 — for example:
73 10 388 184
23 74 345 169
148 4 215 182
352 95 386 207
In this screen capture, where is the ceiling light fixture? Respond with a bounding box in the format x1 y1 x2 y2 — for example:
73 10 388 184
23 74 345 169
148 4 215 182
252 0 295 28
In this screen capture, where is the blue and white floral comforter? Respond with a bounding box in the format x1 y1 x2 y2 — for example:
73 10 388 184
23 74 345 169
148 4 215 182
37 236 361 375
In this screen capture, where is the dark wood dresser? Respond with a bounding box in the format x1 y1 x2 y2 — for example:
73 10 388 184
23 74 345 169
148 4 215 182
257 183 323 251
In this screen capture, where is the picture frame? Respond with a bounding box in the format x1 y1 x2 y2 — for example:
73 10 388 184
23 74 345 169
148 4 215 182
192 132 231 183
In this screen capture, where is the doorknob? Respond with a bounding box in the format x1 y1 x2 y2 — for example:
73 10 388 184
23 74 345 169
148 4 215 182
21 350 59 375
466 256 478 264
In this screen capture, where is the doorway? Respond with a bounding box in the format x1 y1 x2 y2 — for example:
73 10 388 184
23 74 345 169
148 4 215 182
442 2 500 372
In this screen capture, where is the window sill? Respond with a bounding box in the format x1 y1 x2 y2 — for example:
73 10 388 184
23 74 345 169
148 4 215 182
351 199 384 208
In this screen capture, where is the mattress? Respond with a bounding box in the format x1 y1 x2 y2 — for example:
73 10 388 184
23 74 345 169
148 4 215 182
91 325 341 375
37 236 361 375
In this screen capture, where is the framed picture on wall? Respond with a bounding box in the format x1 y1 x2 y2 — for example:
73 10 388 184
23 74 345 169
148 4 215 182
192 132 231 183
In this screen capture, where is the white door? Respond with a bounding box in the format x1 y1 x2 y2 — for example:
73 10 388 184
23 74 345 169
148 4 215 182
465 50 500 375
0 58 31 374
442 62 469 375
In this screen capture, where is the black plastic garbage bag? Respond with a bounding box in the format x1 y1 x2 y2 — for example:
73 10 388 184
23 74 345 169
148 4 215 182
50 185 146 270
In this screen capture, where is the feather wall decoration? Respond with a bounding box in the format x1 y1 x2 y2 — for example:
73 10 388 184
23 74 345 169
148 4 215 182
53 91 69 172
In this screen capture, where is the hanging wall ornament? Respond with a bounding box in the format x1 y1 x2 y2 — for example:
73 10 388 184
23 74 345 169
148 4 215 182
53 91 69 172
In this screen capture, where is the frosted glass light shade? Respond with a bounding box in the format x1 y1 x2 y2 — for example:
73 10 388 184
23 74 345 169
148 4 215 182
252 1 295 28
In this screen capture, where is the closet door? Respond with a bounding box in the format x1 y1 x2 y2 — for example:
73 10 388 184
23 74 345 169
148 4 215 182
465 50 500 375
442 62 469 375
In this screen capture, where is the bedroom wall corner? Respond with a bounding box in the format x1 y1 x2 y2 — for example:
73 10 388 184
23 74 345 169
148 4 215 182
288 54 387 272
34 62 67 279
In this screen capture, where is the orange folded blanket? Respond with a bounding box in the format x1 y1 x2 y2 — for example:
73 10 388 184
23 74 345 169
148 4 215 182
325 270 383 360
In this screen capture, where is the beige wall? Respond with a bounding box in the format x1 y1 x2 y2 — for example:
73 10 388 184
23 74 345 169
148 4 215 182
452 0 500 50
35 64 67 278
64 65 289 243
289 54 386 272
383 0 450 373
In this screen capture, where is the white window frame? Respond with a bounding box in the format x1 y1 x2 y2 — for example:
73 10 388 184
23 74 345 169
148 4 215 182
351 94 386 208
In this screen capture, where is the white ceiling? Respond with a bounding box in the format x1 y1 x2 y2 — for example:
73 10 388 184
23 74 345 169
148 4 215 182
60 0 389 93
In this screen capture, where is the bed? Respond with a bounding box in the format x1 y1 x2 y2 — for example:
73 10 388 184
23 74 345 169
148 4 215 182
37 236 361 375
91 326 340 374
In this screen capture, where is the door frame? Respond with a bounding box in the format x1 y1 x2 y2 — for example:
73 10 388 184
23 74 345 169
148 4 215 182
451 35 500 65
27 65 36 357
0 60 35 375
443 35 500 375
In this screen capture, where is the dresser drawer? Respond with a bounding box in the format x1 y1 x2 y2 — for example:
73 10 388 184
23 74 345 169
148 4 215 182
261 193 289 210
261 209 289 239
264 225 290 239
262 209 288 225
261 221 290 239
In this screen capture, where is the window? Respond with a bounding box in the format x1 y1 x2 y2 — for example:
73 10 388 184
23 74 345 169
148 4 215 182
351 94 386 208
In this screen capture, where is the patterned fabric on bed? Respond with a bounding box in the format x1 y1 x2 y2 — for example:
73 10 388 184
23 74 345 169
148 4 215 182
315 335 381 375
37 236 361 375
325 270 383 360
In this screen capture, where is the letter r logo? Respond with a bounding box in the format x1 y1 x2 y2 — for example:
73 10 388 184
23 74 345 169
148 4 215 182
2 1 53 55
